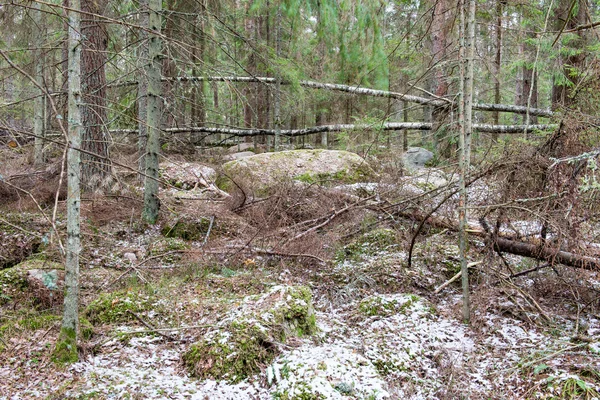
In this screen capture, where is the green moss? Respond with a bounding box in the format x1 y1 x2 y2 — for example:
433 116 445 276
161 218 210 241
359 294 423 317
336 228 398 262
84 290 159 325
184 285 317 383
52 327 78 364
148 238 190 262
80 317 94 340
183 321 276 383
271 286 317 338
273 382 321 400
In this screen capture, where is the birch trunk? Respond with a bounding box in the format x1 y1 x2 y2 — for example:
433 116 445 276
53 0 81 364
143 0 162 224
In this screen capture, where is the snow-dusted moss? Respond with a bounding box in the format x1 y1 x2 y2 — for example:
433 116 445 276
336 228 398 263
85 290 163 325
183 285 317 383
358 294 421 317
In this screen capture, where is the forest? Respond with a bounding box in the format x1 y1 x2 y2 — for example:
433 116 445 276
1 0 600 398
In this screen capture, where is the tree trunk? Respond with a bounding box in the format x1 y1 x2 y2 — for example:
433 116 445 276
551 0 587 108
81 0 111 191
33 2 45 167
143 0 162 224
522 30 538 125
430 0 453 156
54 0 82 364
459 0 476 324
137 0 148 181
492 0 503 141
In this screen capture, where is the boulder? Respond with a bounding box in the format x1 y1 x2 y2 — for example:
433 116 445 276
227 142 259 154
402 147 434 170
159 162 217 190
223 151 255 161
0 259 64 307
222 149 374 192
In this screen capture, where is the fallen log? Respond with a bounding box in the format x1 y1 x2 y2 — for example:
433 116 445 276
405 211 600 271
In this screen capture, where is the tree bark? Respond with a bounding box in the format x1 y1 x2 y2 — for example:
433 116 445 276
33 2 45 167
492 0 503 141
137 0 148 181
143 0 162 224
54 0 82 364
81 0 111 191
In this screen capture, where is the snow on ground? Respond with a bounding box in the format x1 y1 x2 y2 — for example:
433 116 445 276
58 291 587 400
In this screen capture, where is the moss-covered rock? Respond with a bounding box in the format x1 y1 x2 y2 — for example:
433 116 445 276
84 290 161 325
0 259 63 305
183 285 317 383
222 149 375 193
161 218 211 241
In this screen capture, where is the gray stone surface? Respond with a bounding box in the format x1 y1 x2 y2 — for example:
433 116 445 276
403 147 434 170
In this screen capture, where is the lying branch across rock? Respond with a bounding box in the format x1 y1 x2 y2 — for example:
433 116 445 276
110 122 556 137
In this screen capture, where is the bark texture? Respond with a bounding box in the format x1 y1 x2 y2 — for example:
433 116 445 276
81 0 111 191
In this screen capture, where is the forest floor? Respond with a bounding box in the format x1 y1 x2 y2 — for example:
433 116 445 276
1 147 600 399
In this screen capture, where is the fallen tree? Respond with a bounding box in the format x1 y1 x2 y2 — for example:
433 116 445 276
107 75 555 118
406 211 600 271
110 122 556 137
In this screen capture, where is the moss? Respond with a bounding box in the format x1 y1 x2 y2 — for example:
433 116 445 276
161 218 210 241
84 290 159 325
183 321 276 383
184 285 317 383
336 228 398 262
148 238 190 262
359 294 422 317
80 317 94 340
273 382 322 400
271 286 317 338
52 327 78 364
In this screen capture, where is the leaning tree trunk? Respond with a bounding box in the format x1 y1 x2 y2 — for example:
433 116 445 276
53 0 82 364
143 0 162 224
81 0 111 191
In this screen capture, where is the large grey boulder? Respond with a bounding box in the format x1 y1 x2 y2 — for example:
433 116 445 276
222 149 374 192
403 147 434 170
223 151 255 161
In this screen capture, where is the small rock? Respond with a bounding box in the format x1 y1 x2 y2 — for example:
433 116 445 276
402 147 434 170
123 252 137 262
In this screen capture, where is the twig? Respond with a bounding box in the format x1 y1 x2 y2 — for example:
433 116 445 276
202 216 214 246
0 218 43 238
510 263 551 278
126 310 179 342
434 261 482 294
496 343 588 375
116 324 216 336
288 194 378 243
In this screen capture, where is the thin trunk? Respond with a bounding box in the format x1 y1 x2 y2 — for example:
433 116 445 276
143 0 162 224
137 0 148 181
403 100 409 151
492 0 503 141
33 3 45 166
54 0 81 363
274 5 282 151
81 0 111 191
459 0 476 324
